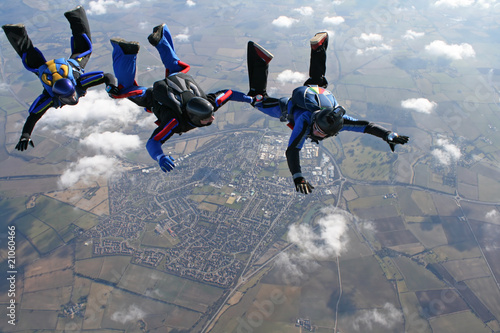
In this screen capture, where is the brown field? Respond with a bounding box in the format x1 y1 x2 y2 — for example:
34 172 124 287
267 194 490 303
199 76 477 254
23 268 74 293
82 283 114 330
75 257 105 279
24 244 73 277
198 202 218 212
21 286 72 310
407 222 448 249
443 258 491 281
429 311 492 333
416 289 469 318
372 216 406 232
376 230 419 247
10 309 59 331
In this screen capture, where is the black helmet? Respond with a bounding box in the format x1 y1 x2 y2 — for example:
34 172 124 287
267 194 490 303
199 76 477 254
313 105 346 137
185 97 214 126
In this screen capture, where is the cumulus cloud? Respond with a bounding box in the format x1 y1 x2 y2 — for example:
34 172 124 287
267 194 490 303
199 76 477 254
186 0 196 6
358 33 383 43
87 0 140 15
293 6 314 16
59 155 122 188
80 131 141 156
0 82 9 92
323 16 345 25
39 90 148 138
276 207 351 282
403 30 425 40
485 210 500 223
431 138 461 166
425 40 475 60
174 28 190 43
272 16 299 28
276 70 307 85
434 0 475 7
110 304 146 324
352 303 403 331
354 33 392 55
401 98 437 114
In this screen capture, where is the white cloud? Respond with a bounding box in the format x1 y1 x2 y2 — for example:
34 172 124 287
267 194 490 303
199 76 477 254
358 33 383 42
59 155 121 188
272 16 299 28
174 28 190 43
87 0 141 15
276 70 307 85
80 131 141 156
354 33 392 55
287 207 349 259
0 82 9 92
403 30 425 40
425 40 475 60
39 90 146 138
323 16 345 25
352 303 403 331
434 0 475 7
431 138 461 166
110 304 146 324
186 0 196 6
276 207 351 282
401 98 437 114
486 210 500 223
293 6 314 16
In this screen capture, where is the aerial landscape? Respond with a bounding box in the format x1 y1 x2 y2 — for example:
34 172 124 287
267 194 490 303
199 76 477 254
0 0 500 332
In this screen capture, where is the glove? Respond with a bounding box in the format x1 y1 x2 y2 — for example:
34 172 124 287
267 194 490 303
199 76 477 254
15 133 34 151
157 154 175 173
294 177 314 194
386 132 409 152
105 84 120 97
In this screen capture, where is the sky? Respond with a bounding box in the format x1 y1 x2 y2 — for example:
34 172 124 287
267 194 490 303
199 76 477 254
2 0 498 185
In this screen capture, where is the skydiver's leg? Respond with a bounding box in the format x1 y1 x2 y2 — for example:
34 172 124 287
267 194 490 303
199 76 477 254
2 24 46 71
247 41 273 97
110 38 148 105
148 24 185 76
304 32 328 88
64 6 92 68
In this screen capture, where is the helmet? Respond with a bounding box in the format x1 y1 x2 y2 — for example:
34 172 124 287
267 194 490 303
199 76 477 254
53 78 77 105
186 97 214 126
313 105 346 137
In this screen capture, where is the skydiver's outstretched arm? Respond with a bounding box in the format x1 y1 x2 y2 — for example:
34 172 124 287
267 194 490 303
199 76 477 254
146 119 178 173
2 24 46 72
64 6 92 68
342 116 409 151
304 32 328 88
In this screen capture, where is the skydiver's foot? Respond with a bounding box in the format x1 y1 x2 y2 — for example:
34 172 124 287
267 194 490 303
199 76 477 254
2 23 26 35
310 32 328 52
64 5 84 16
110 38 140 55
148 24 165 47
251 42 273 64
304 76 328 88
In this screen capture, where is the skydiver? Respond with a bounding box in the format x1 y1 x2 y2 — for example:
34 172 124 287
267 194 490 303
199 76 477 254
2 6 118 152
233 32 409 194
108 23 243 173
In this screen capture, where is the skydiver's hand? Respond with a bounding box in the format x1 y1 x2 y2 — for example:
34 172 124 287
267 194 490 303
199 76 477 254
294 177 314 194
105 84 120 97
157 154 175 173
385 132 409 152
15 133 34 151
